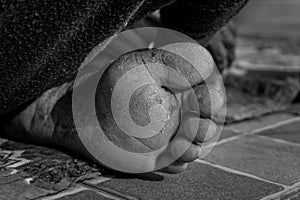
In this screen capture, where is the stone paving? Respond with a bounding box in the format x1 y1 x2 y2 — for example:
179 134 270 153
1 36 300 200
1 108 300 200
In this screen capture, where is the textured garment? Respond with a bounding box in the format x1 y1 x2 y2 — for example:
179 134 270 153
0 0 249 117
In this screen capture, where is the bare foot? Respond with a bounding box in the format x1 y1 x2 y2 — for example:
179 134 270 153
93 43 225 173
1 42 225 174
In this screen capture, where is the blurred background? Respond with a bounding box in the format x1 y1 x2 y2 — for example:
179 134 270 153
235 0 300 38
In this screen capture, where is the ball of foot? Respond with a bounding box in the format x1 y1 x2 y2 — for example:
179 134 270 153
95 49 183 153
94 45 224 173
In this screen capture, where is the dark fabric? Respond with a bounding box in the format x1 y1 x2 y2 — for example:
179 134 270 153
160 0 249 40
0 0 249 117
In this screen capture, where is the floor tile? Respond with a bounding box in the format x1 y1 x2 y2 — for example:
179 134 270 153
218 128 240 141
95 162 283 200
225 113 297 133
57 190 114 200
259 121 300 144
205 135 300 185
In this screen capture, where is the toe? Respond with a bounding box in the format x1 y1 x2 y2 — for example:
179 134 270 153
183 117 217 144
160 42 215 84
171 138 201 163
189 84 225 117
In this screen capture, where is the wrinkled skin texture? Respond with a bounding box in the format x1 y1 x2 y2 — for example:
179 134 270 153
0 0 249 173
1 47 225 173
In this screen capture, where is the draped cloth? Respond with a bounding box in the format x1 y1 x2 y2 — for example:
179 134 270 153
0 0 249 117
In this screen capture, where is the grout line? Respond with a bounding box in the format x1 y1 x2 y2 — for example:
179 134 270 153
248 117 300 135
38 176 114 200
80 182 138 200
214 117 300 147
261 182 300 200
83 176 113 185
92 191 123 200
198 116 300 199
195 159 288 189
84 187 124 200
215 135 243 146
39 186 88 200
257 135 300 148
39 182 123 200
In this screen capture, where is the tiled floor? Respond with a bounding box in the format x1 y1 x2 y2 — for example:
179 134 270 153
1 36 300 199
1 111 300 200
205 135 300 185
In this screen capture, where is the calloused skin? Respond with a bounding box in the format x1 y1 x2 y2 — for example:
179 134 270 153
1 36 225 175
127 16 228 173
0 0 244 175
95 44 225 174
